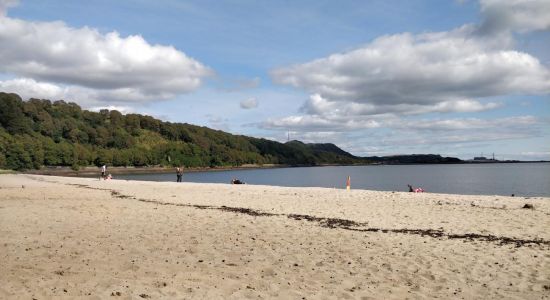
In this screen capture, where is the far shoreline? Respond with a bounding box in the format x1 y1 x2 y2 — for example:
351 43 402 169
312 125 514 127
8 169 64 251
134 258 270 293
22 164 290 177
18 160 550 177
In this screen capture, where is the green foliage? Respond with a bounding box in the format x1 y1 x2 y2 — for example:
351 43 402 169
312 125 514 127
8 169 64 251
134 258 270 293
5 141 33 170
0 93 33 135
0 92 366 170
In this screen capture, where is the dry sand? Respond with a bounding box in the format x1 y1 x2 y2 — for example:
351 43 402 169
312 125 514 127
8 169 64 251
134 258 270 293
0 174 549 299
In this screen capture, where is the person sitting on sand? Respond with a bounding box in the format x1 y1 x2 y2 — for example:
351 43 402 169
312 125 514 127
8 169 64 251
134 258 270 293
408 184 424 193
106 174 112 180
231 178 245 184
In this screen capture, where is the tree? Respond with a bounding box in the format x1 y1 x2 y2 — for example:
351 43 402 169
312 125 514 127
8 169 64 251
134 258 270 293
0 93 32 134
125 114 141 136
5 141 32 170
95 149 113 166
21 135 44 169
43 138 62 166
36 111 55 136
109 110 123 127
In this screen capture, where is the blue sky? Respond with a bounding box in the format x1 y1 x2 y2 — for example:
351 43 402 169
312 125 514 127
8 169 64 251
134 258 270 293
1 0 549 160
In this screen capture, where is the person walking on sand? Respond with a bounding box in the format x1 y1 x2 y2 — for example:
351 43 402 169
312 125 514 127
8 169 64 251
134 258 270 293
101 164 107 180
176 166 183 182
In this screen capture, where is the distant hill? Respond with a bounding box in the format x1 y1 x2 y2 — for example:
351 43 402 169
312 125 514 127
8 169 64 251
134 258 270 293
305 142 356 157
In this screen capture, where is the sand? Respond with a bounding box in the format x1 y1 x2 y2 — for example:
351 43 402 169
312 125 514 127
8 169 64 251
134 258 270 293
0 174 549 299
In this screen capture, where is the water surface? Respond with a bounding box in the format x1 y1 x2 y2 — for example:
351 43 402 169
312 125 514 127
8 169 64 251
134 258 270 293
117 163 550 197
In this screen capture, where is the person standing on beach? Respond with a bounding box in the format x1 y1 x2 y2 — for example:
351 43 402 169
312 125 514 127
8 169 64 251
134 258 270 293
176 167 183 182
101 164 107 180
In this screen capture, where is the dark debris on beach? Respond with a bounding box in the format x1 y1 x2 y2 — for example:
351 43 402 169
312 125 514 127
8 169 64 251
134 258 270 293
57 180 550 249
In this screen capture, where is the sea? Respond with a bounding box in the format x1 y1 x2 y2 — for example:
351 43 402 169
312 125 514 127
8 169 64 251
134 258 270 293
116 163 550 197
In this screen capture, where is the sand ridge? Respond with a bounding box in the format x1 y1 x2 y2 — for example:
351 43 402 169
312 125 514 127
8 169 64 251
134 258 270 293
1 174 549 299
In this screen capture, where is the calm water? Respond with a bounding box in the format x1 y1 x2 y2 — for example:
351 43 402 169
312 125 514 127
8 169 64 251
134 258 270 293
117 163 550 197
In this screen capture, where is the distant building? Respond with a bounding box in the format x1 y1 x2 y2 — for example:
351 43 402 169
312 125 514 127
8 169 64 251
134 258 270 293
469 153 497 163
474 156 488 161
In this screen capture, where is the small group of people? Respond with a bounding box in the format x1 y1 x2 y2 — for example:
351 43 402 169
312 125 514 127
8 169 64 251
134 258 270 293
408 184 424 193
100 165 112 180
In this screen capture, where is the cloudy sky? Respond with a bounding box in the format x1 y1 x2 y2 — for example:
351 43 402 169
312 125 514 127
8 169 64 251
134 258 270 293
1 0 549 160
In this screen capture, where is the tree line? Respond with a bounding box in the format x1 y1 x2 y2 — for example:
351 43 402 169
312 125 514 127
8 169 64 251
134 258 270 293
0 92 361 170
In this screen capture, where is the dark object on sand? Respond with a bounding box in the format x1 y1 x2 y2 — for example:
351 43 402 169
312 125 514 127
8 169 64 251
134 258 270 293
522 203 534 209
511 194 515 197
231 178 245 184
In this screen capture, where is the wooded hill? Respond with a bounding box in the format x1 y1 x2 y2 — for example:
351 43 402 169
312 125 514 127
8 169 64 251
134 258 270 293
0 92 363 170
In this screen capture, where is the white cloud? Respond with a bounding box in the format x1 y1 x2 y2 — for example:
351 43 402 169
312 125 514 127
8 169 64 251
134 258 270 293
480 0 550 33
240 97 259 109
0 6 211 104
0 77 174 106
261 114 381 131
272 26 550 117
89 105 135 114
300 94 502 117
0 77 66 100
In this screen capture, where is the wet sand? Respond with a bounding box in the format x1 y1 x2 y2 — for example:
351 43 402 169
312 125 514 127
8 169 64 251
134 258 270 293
1 174 549 299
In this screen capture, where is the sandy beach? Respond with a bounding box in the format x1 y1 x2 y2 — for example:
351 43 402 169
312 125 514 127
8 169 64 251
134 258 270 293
0 174 549 299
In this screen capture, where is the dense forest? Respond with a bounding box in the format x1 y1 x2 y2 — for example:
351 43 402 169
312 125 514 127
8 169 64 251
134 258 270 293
0 92 365 170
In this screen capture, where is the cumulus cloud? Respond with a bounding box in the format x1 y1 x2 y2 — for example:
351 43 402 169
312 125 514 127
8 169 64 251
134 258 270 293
272 26 550 117
479 0 550 33
300 94 502 117
0 77 174 105
240 97 259 109
260 114 381 131
0 4 211 104
0 77 67 100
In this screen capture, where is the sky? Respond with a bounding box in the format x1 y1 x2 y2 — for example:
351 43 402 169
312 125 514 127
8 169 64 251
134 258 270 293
0 0 549 160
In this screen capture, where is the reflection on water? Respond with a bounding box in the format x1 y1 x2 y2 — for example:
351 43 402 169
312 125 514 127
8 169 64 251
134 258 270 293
117 163 550 197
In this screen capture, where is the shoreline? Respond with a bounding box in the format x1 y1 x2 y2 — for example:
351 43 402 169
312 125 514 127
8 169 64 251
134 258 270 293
21 164 290 177
21 163 376 177
19 160 550 177
1 174 549 298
